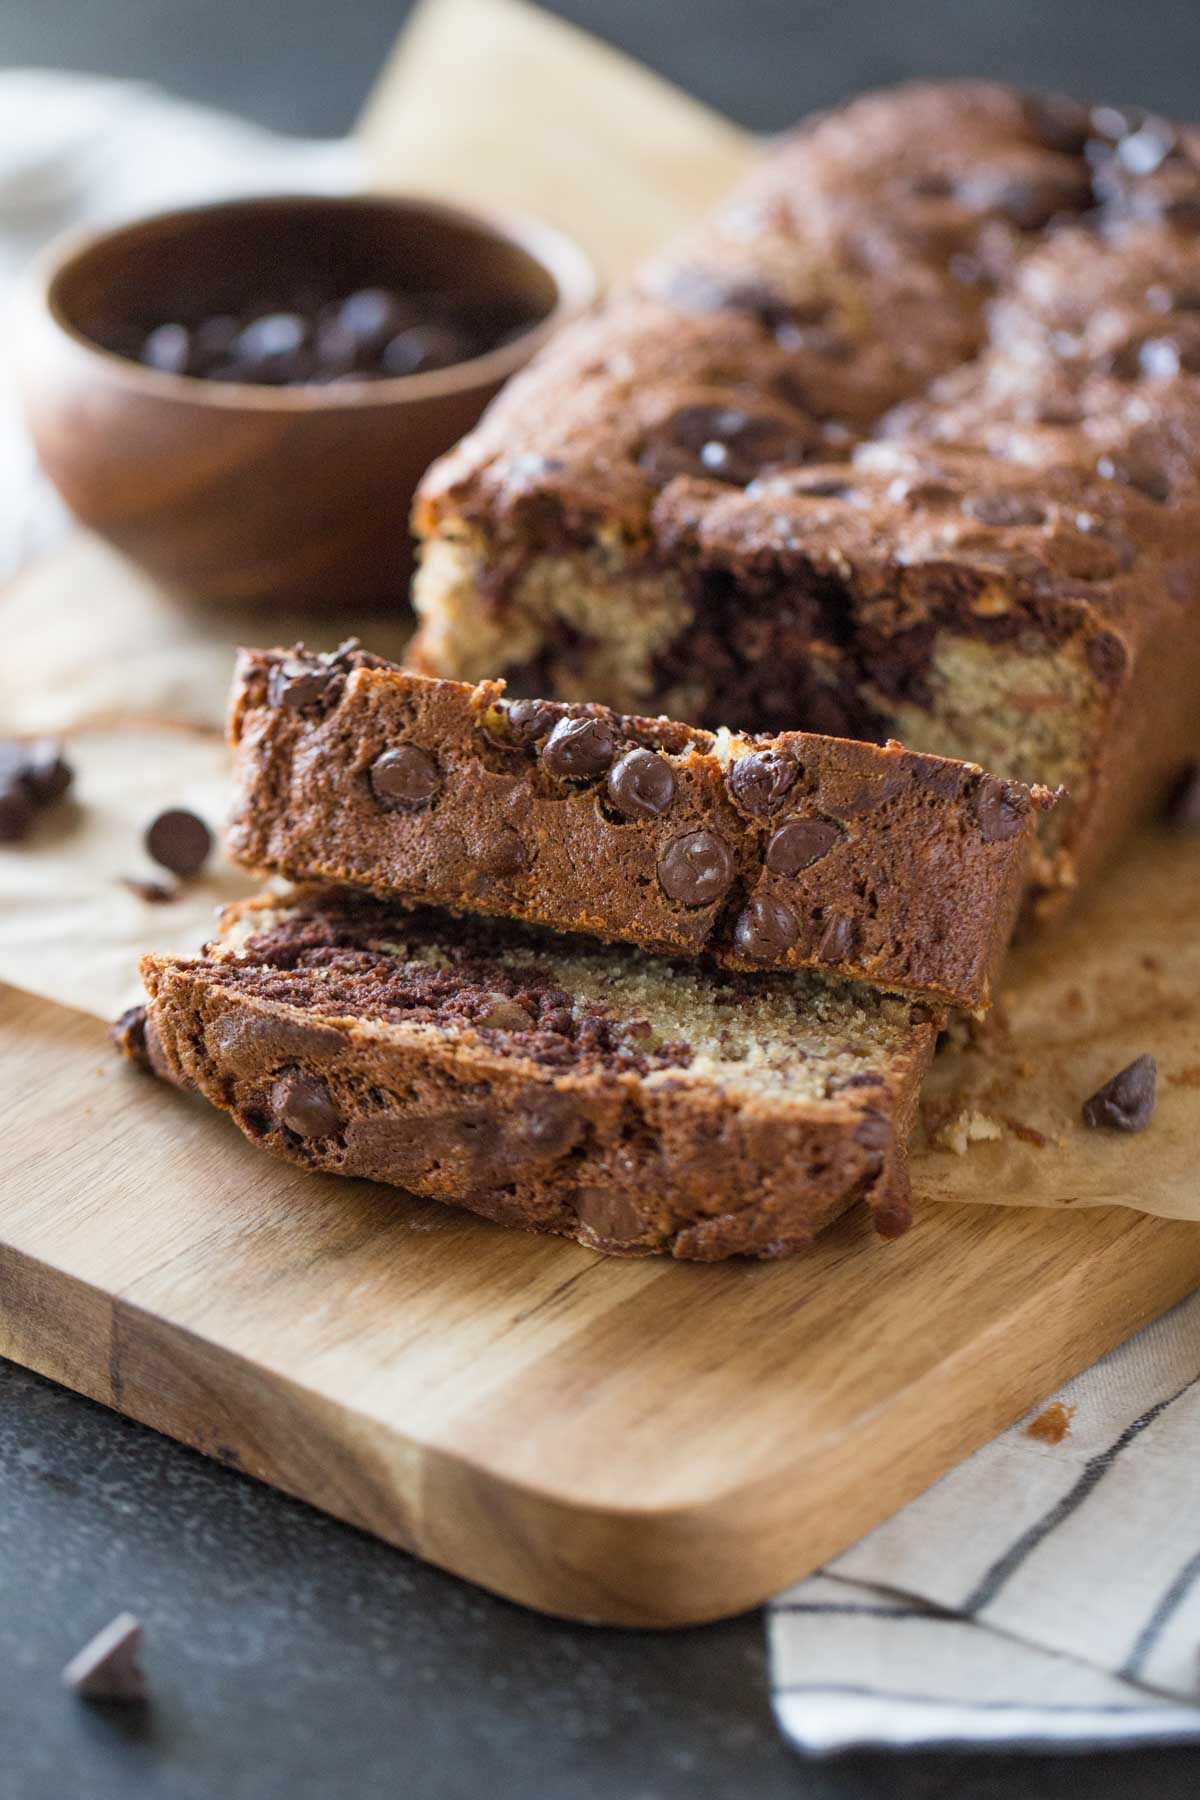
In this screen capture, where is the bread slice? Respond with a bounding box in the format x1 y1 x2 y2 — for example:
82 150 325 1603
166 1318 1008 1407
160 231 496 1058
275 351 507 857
226 644 1053 1012
120 888 937 1259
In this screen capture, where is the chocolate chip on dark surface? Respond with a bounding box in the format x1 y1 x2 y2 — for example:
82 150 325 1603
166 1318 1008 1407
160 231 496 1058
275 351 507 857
657 829 736 906
272 1073 342 1139
382 323 476 377
727 748 799 818
369 745 442 811
638 405 811 487
765 817 843 875
62 1612 146 1703
817 913 858 964
962 493 1047 527
1166 763 1200 827
141 322 192 375
1081 1055 1157 1132
732 895 799 961
540 715 615 780
606 747 675 819
144 808 212 877
973 775 1029 843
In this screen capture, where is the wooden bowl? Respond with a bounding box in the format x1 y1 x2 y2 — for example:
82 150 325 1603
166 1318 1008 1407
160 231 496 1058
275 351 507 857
17 195 593 609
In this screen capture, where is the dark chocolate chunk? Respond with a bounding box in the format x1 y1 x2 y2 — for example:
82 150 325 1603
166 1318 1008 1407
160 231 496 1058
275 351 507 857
62 1612 146 1703
369 745 442 810
727 749 799 818
268 662 335 711
657 829 735 906
817 913 858 964
1081 1055 1157 1132
0 781 34 842
110 1004 151 1071
540 715 615 780
1166 763 1200 827
573 1185 646 1245
504 698 558 744
606 748 675 819
732 895 799 961
765 818 843 876
144 808 212 877
271 1073 342 1139
973 776 1029 843
962 493 1047 527
22 739 73 805
639 405 811 487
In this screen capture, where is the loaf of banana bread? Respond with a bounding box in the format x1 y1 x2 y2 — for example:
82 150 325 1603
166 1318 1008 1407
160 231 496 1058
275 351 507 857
121 889 937 1258
409 80 1200 913
226 643 1055 1010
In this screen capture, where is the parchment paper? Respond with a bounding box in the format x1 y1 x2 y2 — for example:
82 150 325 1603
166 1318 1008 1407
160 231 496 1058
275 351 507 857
0 0 1197 1221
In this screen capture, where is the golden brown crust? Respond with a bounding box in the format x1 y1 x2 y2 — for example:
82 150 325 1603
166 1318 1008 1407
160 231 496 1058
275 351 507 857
410 81 1200 905
225 646 1051 1010
127 890 937 1261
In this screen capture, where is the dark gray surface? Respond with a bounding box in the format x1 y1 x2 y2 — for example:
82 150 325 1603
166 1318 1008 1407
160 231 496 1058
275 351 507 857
3 2 1200 1795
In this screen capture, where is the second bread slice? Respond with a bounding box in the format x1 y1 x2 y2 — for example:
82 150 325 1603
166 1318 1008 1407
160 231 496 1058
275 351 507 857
226 642 1056 1011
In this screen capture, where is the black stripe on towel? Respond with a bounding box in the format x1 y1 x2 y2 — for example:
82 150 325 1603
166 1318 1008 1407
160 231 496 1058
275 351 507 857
1120 1543 1200 1681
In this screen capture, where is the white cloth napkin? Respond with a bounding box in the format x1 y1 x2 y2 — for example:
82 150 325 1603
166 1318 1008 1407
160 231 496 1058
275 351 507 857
0 68 1197 1760
771 1289 1200 1753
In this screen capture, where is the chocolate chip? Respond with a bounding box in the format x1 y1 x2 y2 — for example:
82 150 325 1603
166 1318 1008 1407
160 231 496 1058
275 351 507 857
973 776 1029 843
271 1074 341 1139
727 749 799 818
141 322 192 374
62 1612 146 1703
657 829 735 906
1166 763 1200 827
335 286 410 353
1096 453 1171 504
733 895 799 961
1081 1055 1157 1132
474 995 533 1031
382 324 475 377
110 1004 151 1070
144 808 212 877
639 405 811 487
370 745 441 810
474 827 529 876
504 698 558 744
606 748 675 819
540 715 615 780
0 782 34 842
765 818 843 875
230 311 309 380
817 913 858 964
962 493 1047 527
268 663 335 711
22 739 73 805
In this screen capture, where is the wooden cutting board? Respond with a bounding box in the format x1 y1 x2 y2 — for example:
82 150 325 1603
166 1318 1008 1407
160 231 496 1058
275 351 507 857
4 982 1200 1627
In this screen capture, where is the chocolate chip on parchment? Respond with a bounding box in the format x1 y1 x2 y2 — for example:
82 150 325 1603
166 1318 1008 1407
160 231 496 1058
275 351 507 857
370 745 441 810
766 818 843 875
540 715 615 780
144 808 212 877
973 775 1029 843
817 913 858 964
733 895 799 961
727 748 798 817
657 829 735 906
271 1074 342 1139
62 1612 146 1703
1081 1055 1157 1132
606 748 675 819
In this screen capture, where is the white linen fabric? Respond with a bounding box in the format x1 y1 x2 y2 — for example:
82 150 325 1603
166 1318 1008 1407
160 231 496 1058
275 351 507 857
771 1290 1200 1753
0 67 1197 1760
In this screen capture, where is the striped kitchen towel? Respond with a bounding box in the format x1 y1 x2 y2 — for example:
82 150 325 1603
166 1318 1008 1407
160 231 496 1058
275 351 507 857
770 1287 1200 1753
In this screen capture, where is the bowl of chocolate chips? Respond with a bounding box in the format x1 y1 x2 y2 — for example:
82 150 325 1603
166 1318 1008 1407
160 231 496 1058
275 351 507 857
18 194 593 608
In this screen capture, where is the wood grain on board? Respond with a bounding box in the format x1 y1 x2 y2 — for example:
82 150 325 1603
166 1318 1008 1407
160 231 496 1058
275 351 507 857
4 983 1199 1627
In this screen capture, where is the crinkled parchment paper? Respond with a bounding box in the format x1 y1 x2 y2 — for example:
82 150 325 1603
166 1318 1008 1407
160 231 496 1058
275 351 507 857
0 0 1197 1221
